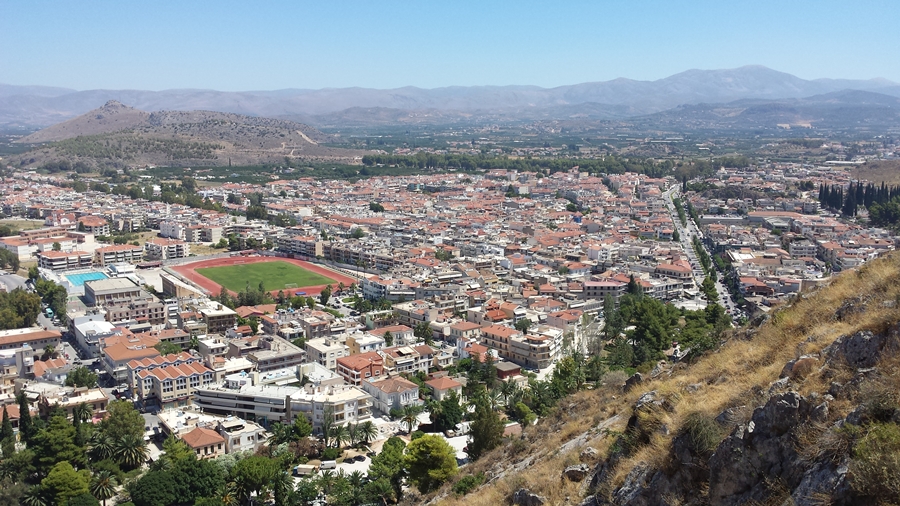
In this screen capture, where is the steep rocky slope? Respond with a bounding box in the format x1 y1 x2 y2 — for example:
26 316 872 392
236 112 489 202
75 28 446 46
431 253 900 506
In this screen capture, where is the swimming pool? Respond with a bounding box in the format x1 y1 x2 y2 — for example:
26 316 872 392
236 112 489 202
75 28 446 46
64 271 109 287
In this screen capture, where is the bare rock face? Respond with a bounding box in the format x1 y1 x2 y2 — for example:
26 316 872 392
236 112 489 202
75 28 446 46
824 326 900 369
563 464 591 482
708 392 809 505
512 488 546 506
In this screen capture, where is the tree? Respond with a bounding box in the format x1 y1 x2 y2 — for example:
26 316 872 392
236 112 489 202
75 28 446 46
230 455 279 505
292 414 313 439
40 462 90 506
399 404 423 434
431 391 464 432
113 433 148 470
99 400 144 441
30 415 87 475
413 321 432 343
128 470 177 506
51 242 61 252
17 391 35 444
170 458 225 505
357 420 378 446
382 331 393 347
367 437 406 502
29 266 40 280
350 227 366 239
467 394 504 461
65 367 98 388
514 318 532 334
0 406 13 458
404 435 458 494
319 284 332 306
89 470 117 506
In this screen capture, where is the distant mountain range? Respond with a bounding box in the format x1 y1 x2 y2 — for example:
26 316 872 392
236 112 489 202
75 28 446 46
2 66 898 129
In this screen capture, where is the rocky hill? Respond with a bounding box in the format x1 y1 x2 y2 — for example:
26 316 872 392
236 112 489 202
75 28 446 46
10 101 368 168
429 253 900 506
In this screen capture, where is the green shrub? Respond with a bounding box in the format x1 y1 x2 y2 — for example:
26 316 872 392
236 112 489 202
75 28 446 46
452 473 485 496
321 447 341 460
850 422 900 501
410 430 425 440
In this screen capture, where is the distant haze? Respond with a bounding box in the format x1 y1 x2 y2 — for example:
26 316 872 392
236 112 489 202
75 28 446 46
1 66 898 129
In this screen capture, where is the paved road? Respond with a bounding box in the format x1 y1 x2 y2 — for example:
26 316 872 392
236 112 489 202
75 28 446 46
0 272 27 291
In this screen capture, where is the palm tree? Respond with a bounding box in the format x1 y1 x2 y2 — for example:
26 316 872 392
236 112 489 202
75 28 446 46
317 469 337 495
217 483 239 506
89 432 115 462
358 420 378 447
90 470 118 506
487 388 503 411
268 422 293 447
400 404 423 434
331 423 350 449
114 433 149 470
21 487 50 506
73 402 92 424
272 471 294 506
499 379 519 407
347 423 360 448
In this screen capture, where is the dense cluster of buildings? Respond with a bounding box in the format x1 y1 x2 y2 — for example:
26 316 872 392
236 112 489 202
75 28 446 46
2 158 898 453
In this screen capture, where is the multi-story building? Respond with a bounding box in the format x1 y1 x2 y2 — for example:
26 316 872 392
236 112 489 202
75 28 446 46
194 379 296 428
94 244 144 266
144 237 190 260
448 321 482 345
36 250 93 272
198 302 238 334
305 337 349 371
100 333 161 384
84 277 143 307
131 355 215 409
345 333 385 355
336 351 384 386
0 328 62 352
104 296 168 325
288 383 373 433
361 376 421 415
247 336 305 372
379 345 433 376
77 216 110 236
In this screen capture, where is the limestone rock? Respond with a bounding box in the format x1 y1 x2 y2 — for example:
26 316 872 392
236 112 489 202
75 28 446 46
512 488 545 506
825 330 886 368
579 446 598 462
624 373 644 392
563 464 591 482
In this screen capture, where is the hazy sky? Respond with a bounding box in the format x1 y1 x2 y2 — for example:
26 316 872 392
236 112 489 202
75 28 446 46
2 0 897 91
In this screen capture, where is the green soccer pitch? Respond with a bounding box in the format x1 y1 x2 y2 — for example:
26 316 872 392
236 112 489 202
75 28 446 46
195 261 337 293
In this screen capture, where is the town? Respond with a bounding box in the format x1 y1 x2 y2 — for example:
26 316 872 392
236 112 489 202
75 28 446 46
0 150 897 503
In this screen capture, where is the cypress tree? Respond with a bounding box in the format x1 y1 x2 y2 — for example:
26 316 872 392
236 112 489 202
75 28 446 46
16 392 33 444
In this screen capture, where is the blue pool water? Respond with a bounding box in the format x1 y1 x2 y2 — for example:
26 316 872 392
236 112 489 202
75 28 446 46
65 271 109 287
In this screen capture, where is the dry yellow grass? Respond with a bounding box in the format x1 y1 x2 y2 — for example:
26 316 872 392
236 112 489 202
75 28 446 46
433 252 900 505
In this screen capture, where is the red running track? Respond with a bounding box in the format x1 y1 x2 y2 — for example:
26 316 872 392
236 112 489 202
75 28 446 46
171 256 357 297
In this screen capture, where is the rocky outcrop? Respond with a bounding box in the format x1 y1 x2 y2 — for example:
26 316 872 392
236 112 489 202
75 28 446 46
624 373 644 392
563 464 591 482
512 488 545 506
707 391 837 505
824 325 900 369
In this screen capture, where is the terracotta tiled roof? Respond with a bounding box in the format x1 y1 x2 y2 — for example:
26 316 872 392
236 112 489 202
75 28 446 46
180 427 225 449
